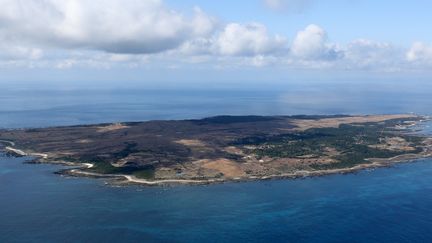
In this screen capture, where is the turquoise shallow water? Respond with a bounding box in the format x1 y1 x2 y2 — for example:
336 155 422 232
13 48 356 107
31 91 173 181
1 81 432 242
1 155 432 242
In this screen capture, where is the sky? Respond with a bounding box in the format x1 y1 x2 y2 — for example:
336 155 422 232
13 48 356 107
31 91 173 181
1 0 432 83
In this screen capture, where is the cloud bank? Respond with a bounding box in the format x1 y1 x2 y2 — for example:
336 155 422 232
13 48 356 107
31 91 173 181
0 0 215 54
0 0 431 72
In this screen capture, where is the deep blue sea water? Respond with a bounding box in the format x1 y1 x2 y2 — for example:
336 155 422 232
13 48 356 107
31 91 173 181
1 80 432 242
1 155 432 242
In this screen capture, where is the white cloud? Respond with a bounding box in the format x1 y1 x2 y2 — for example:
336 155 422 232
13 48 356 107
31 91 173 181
191 7 217 37
0 44 43 61
406 42 432 63
177 38 214 56
291 24 339 60
0 0 216 54
177 22 287 57
342 39 403 70
55 59 78 69
0 0 431 72
216 23 287 56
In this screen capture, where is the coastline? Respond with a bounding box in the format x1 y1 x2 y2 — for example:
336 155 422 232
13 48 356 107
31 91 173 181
46 152 432 186
4 145 430 186
1 115 431 186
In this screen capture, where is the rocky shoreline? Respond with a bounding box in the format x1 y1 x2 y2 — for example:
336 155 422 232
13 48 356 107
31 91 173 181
2 143 431 186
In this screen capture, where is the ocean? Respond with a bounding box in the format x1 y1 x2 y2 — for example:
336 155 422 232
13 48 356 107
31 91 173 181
0 80 431 242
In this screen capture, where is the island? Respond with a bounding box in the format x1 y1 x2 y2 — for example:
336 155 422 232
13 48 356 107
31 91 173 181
1 114 431 185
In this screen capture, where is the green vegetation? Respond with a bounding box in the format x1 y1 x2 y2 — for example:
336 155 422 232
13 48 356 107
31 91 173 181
113 142 139 159
88 161 155 179
192 115 280 125
132 169 155 179
237 119 424 169
56 153 156 179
